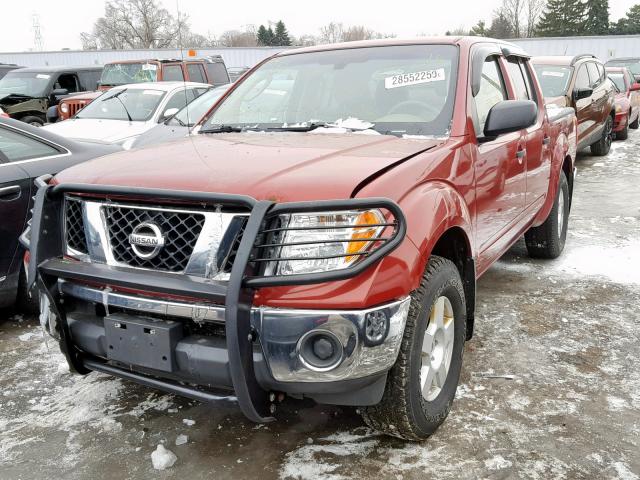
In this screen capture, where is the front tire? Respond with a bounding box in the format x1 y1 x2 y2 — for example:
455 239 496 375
590 116 613 156
361 256 466 440
525 170 569 259
630 114 639 130
20 115 44 127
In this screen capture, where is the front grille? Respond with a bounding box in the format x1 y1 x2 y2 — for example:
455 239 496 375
65 199 88 254
104 205 205 272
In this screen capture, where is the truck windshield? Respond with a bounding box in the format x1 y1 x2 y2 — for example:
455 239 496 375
533 65 573 97
100 62 158 86
168 86 227 127
76 88 166 121
203 45 459 137
0 71 51 98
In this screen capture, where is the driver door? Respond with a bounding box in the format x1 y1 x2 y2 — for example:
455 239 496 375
470 54 527 272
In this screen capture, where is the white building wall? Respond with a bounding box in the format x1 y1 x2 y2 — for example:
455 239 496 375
509 35 640 62
0 47 291 69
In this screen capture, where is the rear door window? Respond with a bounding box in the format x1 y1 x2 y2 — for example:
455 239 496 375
186 64 206 83
0 125 62 162
205 62 230 85
506 58 530 100
162 65 184 81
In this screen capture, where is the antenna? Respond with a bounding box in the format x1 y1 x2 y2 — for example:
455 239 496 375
32 13 44 51
175 0 191 135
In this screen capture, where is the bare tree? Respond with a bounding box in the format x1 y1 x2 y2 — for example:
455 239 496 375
319 22 345 44
501 0 525 37
525 0 546 37
80 0 190 49
218 28 259 47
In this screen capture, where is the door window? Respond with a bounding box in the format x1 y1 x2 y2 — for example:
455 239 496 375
587 63 600 87
161 89 192 118
186 64 206 83
163 65 184 81
506 58 530 100
56 74 79 93
575 65 590 90
0 126 61 162
474 57 507 135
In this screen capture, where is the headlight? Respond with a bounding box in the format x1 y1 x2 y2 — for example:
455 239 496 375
264 209 386 276
60 103 69 113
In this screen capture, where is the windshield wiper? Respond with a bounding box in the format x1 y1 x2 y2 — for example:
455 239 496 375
266 122 329 132
101 89 133 122
199 124 247 134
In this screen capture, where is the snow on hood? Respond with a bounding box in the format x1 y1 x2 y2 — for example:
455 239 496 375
43 118 154 144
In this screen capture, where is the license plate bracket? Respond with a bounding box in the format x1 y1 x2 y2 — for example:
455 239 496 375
104 314 183 372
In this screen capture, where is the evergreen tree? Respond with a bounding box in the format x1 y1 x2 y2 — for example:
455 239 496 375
469 20 488 37
487 11 514 39
257 25 276 46
584 0 610 35
611 5 640 35
273 20 292 46
536 0 586 36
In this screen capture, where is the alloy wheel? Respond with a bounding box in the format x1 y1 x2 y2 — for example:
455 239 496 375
420 295 455 401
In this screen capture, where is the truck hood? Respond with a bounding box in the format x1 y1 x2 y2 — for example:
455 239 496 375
43 118 153 144
55 132 443 201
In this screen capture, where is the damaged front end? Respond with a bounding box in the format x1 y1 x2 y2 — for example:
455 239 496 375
24 176 408 422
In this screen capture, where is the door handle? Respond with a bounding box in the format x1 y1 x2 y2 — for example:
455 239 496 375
0 185 21 201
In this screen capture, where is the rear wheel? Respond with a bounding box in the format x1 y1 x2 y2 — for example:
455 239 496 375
630 115 639 130
525 170 569 259
360 256 466 440
590 116 613 156
20 115 44 127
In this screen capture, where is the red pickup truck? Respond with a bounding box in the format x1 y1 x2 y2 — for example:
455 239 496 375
27 37 576 440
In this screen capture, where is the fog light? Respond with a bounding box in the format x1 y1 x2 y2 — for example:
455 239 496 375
298 331 343 371
364 310 389 346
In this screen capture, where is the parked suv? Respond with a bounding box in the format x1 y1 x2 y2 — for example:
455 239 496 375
0 66 102 126
606 57 640 83
533 54 615 155
27 37 576 440
606 66 640 140
56 56 230 121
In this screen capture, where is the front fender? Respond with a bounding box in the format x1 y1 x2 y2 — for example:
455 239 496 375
401 180 474 269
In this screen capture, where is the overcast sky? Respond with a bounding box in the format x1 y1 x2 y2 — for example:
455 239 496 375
3 0 639 52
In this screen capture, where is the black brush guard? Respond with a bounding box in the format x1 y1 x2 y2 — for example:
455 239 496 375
28 179 406 423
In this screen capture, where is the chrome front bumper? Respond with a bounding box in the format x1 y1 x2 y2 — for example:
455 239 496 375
56 281 410 384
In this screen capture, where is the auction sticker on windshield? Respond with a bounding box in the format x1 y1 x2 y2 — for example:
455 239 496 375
385 68 445 89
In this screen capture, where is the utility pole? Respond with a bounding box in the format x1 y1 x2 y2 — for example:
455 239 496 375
32 13 44 51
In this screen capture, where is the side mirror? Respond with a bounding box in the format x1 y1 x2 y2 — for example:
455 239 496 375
630 83 640 92
483 100 537 139
162 107 179 120
46 105 59 123
573 87 593 101
51 88 69 97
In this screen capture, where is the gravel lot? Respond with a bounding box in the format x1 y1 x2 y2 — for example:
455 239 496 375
1 133 639 480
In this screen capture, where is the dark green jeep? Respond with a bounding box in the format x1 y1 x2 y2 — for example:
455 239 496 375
0 66 102 126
